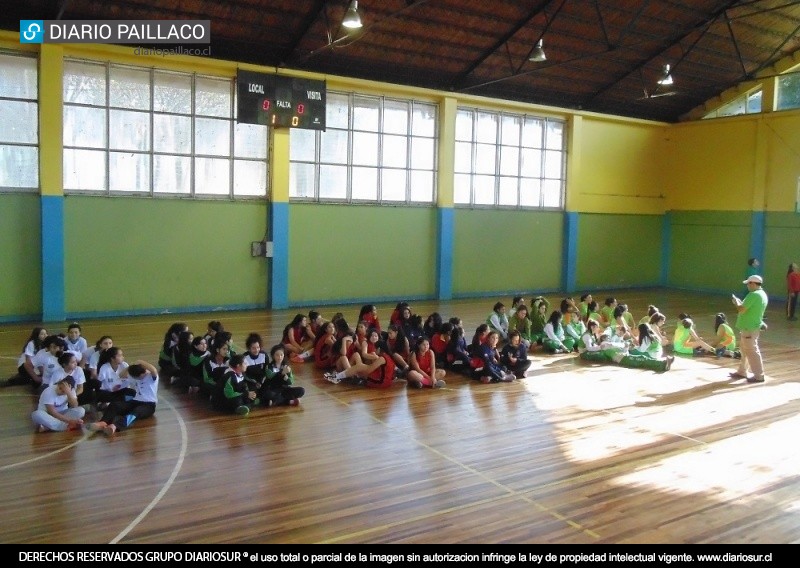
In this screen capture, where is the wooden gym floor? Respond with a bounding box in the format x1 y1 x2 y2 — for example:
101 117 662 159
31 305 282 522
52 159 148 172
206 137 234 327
1 288 799 544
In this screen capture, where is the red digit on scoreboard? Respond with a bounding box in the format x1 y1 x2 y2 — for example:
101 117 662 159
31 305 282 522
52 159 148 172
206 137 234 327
297 104 304 114
262 100 270 110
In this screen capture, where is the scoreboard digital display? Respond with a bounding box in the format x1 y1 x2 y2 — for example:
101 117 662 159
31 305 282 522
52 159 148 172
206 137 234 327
236 70 326 130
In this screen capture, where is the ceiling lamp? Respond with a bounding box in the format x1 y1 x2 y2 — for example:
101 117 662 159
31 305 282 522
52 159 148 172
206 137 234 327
658 64 674 86
528 39 546 62
342 1 363 29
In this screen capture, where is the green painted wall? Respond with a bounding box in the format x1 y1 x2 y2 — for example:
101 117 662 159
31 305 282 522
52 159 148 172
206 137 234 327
0 193 41 320
288 204 436 304
575 213 662 289
452 209 562 295
667 211 752 293
64 196 268 315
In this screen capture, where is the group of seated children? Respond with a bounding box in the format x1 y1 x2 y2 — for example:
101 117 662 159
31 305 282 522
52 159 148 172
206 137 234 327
10 293 743 429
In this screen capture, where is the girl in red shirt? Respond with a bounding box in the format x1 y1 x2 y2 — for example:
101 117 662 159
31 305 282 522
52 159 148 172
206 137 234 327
407 337 446 389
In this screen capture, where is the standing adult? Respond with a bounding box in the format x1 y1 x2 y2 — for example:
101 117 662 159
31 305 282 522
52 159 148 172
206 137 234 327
744 258 760 295
786 263 800 321
730 275 769 383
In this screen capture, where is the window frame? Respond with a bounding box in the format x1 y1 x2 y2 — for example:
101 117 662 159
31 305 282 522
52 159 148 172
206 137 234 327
288 91 439 205
0 51 39 192
454 107 566 210
62 60 268 199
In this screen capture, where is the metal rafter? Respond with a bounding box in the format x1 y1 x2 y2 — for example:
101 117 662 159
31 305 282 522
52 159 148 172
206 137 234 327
451 0 553 88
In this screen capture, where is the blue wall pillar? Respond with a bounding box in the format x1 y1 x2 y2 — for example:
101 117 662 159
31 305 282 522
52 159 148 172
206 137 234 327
563 211 578 293
436 207 454 300
41 195 65 322
269 201 289 310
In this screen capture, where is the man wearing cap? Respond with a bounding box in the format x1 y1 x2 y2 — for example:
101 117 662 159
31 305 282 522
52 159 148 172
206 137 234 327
730 275 768 383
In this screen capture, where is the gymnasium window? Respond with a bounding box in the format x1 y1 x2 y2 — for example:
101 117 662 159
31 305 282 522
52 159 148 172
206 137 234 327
702 90 762 119
0 52 38 191
62 61 267 197
289 92 438 203
777 71 800 111
455 108 565 209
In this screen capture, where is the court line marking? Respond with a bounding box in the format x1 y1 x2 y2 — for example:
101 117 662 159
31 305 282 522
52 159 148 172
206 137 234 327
110 395 188 544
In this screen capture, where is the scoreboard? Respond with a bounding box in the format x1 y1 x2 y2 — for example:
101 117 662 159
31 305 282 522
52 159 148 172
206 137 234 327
236 70 326 130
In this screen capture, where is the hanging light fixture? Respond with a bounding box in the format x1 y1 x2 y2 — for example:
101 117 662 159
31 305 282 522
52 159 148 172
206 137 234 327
528 38 547 62
342 0 363 29
658 64 674 86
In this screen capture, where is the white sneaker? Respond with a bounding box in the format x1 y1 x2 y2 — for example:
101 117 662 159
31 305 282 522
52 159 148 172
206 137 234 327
502 373 516 382
434 379 446 388
324 372 341 384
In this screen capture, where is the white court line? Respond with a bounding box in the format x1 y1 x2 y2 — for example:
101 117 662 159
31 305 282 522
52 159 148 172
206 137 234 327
0 433 88 471
109 395 188 544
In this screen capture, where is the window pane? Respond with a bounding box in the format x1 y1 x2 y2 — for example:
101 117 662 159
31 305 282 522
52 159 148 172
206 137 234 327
544 149 562 178
195 117 230 156
154 71 192 114
384 99 409 135
290 162 315 198
195 76 231 117
501 115 521 145
234 160 267 196
545 121 564 149
455 110 473 141
519 177 541 207
522 117 543 147
351 166 378 200
319 164 347 199
320 129 348 164
153 155 190 194
476 112 497 143
382 168 406 201
747 90 762 113
110 151 149 193
474 143 496 174
64 106 106 148
64 149 105 190
154 114 191 154
718 98 745 117
352 96 380 131
0 100 37 144
777 73 800 111
410 136 434 170
474 174 494 205
0 54 37 99
64 61 106 105
410 170 433 202
498 176 518 206
542 178 562 207
110 109 150 151
110 66 150 110
234 122 267 159
290 129 316 162
454 141 472 173
454 173 471 204
413 103 436 137
352 131 378 166
520 148 542 177
382 134 407 167
327 92 350 129
194 157 230 195
0 145 38 188
499 145 519 176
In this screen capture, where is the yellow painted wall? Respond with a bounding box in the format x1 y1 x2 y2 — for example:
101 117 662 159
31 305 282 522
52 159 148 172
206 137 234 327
664 111 800 212
569 117 668 214
763 110 800 212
